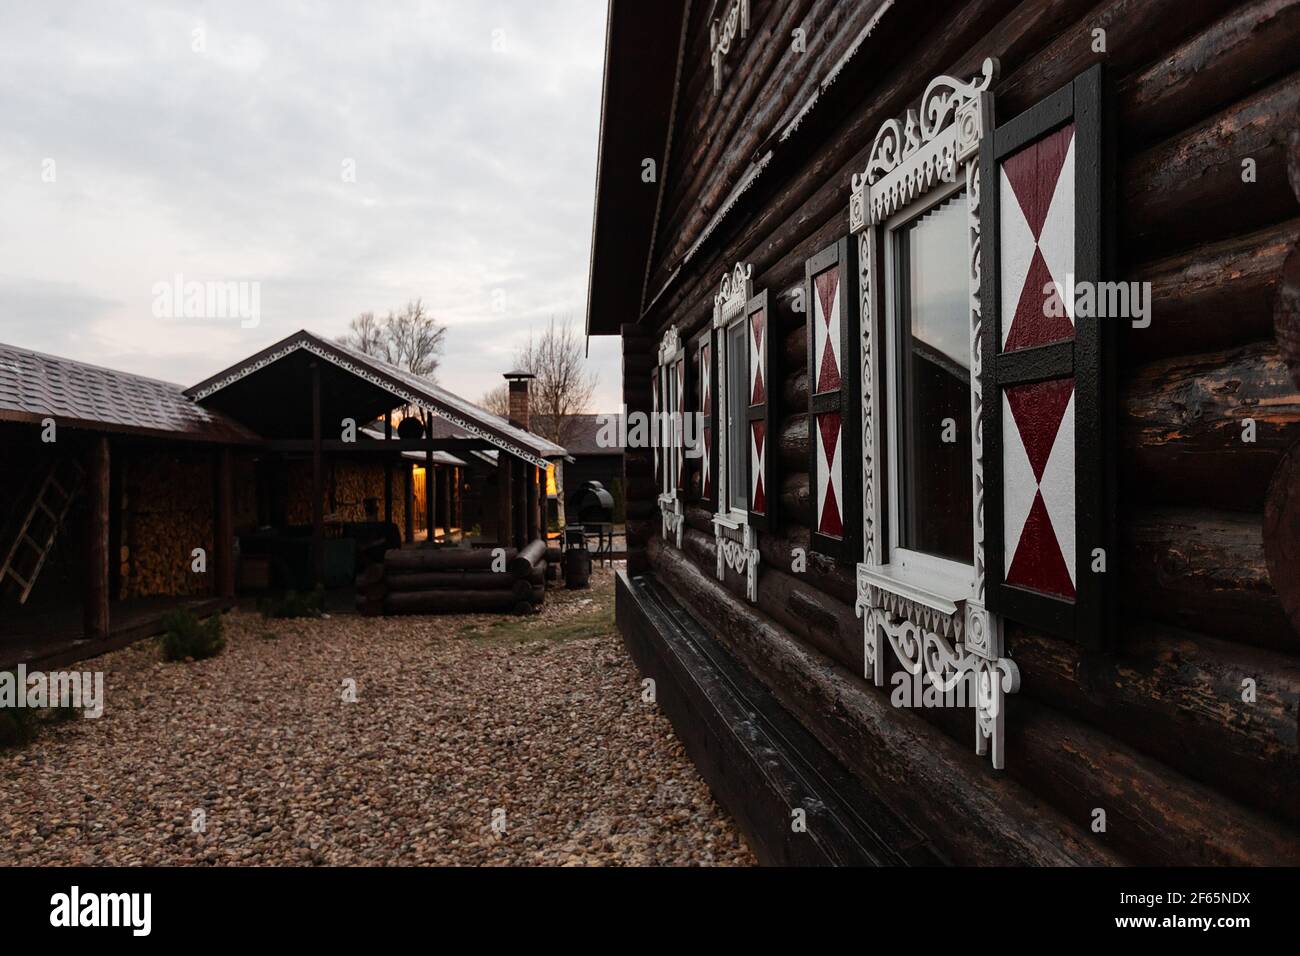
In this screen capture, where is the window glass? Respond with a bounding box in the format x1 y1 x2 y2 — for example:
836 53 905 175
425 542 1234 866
896 191 973 563
726 319 748 512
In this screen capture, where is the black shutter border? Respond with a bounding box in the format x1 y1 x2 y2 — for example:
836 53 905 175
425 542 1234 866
745 288 776 532
980 62 1115 648
805 237 861 561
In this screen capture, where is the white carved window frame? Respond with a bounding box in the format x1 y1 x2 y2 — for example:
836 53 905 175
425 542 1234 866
711 262 759 602
848 59 1020 769
658 324 685 548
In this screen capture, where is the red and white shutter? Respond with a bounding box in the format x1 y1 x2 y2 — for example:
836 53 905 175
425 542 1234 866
805 238 859 560
981 64 1113 647
698 333 716 508
746 289 775 531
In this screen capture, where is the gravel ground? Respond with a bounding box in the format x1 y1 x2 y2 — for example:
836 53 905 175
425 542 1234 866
0 568 754 866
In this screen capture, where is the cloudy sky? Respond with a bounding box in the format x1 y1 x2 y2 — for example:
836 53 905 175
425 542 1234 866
0 0 621 410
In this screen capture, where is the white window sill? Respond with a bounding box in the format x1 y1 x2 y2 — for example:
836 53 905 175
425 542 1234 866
712 511 747 531
858 561 973 617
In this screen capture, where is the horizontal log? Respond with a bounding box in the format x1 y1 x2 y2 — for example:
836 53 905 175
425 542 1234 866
1008 622 1300 826
385 547 516 573
1277 242 1300 387
1126 508 1295 649
1264 439 1300 638
645 534 1119 865
509 539 547 576
1006 695 1300 865
1124 341 1300 508
780 472 811 527
1117 0 1300 148
1130 217 1300 363
1124 70 1300 260
653 534 1300 862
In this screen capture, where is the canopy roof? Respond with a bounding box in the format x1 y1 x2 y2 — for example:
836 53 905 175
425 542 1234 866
0 340 258 444
186 330 565 467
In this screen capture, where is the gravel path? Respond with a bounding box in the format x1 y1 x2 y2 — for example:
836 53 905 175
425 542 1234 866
0 569 754 866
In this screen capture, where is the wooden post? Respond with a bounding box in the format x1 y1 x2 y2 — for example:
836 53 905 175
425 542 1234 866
498 457 513 546
216 446 235 600
383 411 393 527
526 464 540 542
404 462 415 543
455 467 463 540
442 463 453 542
425 450 435 543
311 362 323 587
84 435 110 640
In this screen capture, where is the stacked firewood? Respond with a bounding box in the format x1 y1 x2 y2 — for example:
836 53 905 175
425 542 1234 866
357 539 547 616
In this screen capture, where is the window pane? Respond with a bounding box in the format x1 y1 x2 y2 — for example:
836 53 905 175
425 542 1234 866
898 191 973 563
727 319 748 511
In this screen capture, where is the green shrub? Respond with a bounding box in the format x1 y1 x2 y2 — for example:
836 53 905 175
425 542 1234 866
159 609 226 662
0 697 42 748
259 587 324 620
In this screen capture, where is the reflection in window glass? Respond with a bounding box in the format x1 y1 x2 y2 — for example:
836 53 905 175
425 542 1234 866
896 191 973 563
727 319 748 512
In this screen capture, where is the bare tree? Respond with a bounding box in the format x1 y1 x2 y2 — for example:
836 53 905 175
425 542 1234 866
478 384 511 418
514 315 598 450
513 316 599 526
339 298 446 380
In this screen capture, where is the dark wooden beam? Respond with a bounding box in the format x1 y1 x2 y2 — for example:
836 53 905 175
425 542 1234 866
311 362 323 587
425 449 435 543
442 464 453 542
83 435 110 641
498 457 513 547
403 462 414 544
216 447 235 600
383 412 393 526
526 465 540 541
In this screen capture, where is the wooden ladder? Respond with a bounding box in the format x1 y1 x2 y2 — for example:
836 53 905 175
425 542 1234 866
0 456 85 604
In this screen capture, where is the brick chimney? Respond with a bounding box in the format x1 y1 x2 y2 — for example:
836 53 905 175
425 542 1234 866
503 370 534 430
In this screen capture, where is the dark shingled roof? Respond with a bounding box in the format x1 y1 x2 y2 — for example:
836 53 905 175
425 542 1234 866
530 413 621 457
187 330 566 466
0 341 259 443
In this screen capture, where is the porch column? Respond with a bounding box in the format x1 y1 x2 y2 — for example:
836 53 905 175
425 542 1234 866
383 411 393 527
216 446 235 600
442 464 453 542
404 462 415 543
425 448 435 543
526 463 539 542
311 361 323 587
453 467 462 541
497 457 513 547
514 459 528 549
84 435 110 641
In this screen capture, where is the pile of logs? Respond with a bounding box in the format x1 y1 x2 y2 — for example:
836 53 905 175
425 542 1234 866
356 539 548 615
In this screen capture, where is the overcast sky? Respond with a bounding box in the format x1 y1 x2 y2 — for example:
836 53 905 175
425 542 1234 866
0 0 621 411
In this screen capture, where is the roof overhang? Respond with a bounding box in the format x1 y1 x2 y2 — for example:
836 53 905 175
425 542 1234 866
584 0 688 336
187 331 564 468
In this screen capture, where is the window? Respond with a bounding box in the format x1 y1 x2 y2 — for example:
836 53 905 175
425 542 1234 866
725 316 748 514
890 189 973 567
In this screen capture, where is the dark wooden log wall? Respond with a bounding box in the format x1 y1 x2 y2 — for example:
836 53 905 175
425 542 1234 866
627 0 1300 863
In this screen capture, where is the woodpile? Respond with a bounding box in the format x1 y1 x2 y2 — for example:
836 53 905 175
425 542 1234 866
357 539 549 616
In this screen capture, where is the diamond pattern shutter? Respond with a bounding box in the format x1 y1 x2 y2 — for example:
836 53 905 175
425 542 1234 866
697 332 717 509
980 64 1114 647
745 289 775 532
805 238 860 560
